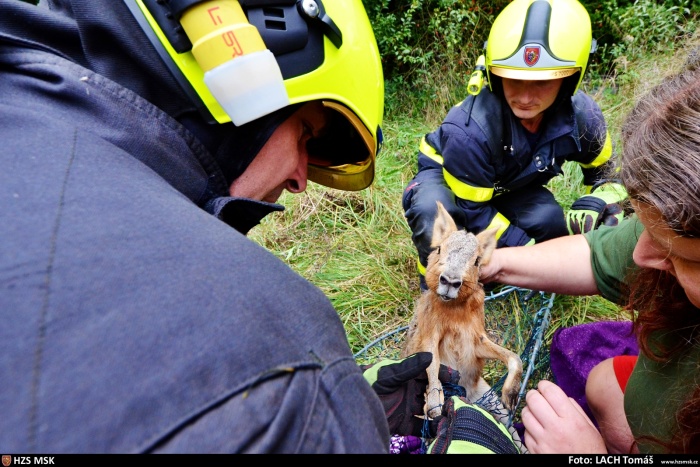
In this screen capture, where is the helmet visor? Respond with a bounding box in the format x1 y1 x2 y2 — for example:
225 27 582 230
490 66 579 80
306 100 379 191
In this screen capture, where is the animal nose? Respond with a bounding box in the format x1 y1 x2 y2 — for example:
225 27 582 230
439 275 462 290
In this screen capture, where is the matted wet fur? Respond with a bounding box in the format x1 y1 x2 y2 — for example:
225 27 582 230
402 201 523 429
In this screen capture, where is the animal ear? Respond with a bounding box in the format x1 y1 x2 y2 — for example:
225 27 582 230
431 200 457 247
476 227 498 264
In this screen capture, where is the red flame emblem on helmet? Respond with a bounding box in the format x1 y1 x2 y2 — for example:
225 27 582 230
524 46 540 67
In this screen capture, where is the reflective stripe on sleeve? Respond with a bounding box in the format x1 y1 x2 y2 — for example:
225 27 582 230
487 212 510 240
419 136 492 202
578 130 612 168
443 169 494 202
419 136 444 165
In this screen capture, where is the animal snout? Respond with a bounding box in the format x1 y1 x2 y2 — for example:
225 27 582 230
437 275 461 300
439 275 462 289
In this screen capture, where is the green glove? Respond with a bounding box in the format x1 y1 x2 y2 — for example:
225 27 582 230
566 182 628 235
427 396 521 454
362 352 460 436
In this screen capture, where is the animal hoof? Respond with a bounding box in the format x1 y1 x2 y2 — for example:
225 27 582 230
427 405 442 419
425 386 444 419
502 387 520 411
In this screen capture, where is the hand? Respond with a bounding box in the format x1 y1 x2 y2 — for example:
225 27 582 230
566 182 628 234
521 380 607 453
427 396 521 454
479 244 504 284
362 352 460 436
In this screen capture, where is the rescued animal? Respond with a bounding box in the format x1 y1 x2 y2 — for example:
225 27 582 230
402 201 524 424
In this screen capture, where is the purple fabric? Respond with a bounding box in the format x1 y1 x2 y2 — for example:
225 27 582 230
550 321 639 424
390 435 426 454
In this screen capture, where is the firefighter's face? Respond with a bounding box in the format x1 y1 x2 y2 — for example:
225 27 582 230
502 78 564 122
228 102 328 203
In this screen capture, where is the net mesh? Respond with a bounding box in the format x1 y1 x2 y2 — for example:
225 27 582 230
353 286 555 427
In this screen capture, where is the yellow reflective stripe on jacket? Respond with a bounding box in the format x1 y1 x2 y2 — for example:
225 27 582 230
417 260 426 276
443 170 493 202
487 212 510 240
419 136 444 165
426 398 517 454
578 130 612 169
419 135 493 202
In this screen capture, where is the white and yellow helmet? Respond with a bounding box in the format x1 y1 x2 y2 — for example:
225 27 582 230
125 0 384 191
485 0 596 95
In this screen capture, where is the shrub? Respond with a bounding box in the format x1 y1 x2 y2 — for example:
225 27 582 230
364 0 698 120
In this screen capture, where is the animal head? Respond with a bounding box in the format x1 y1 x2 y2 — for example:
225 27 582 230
425 201 498 301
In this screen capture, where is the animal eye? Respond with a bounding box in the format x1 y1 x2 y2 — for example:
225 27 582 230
474 256 481 267
436 246 441 254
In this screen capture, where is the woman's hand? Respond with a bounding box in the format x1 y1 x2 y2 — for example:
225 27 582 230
521 380 608 453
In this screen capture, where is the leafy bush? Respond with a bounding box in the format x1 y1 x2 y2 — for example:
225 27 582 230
363 0 509 118
364 0 698 120
585 0 697 87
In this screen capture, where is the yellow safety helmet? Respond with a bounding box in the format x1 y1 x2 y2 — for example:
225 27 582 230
485 0 595 95
124 0 384 191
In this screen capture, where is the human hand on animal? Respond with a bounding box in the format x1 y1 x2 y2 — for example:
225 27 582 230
361 352 460 436
521 380 607 453
478 254 501 285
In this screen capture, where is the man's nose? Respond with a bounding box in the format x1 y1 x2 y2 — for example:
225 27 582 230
285 152 309 194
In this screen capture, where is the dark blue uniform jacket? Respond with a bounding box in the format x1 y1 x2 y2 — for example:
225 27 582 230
0 0 389 453
414 86 613 246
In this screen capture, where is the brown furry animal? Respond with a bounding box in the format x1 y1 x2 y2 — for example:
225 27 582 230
402 201 523 424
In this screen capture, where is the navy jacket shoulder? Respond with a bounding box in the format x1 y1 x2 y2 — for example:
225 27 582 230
0 0 389 453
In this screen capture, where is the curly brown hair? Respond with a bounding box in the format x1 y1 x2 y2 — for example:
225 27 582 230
620 66 700 453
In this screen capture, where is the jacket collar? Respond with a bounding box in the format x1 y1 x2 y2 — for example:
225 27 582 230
204 197 284 235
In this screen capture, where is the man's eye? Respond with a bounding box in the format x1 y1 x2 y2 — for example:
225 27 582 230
302 123 314 138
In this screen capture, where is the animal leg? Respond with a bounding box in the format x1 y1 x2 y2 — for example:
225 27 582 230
424 351 444 419
403 323 444 420
500 352 524 411
475 335 523 411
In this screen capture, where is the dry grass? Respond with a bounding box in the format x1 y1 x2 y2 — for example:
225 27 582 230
249 29 700 361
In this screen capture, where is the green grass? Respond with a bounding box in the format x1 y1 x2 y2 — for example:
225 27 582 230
249 29 700 360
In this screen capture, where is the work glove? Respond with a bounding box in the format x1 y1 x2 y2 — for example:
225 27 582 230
427 396 521 454
566 182 628 235
362 352 460 437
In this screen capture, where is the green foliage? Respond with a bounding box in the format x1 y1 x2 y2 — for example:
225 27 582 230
585 0 697 88
363 0 502 72
363 0 509 119
365 0 698 120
